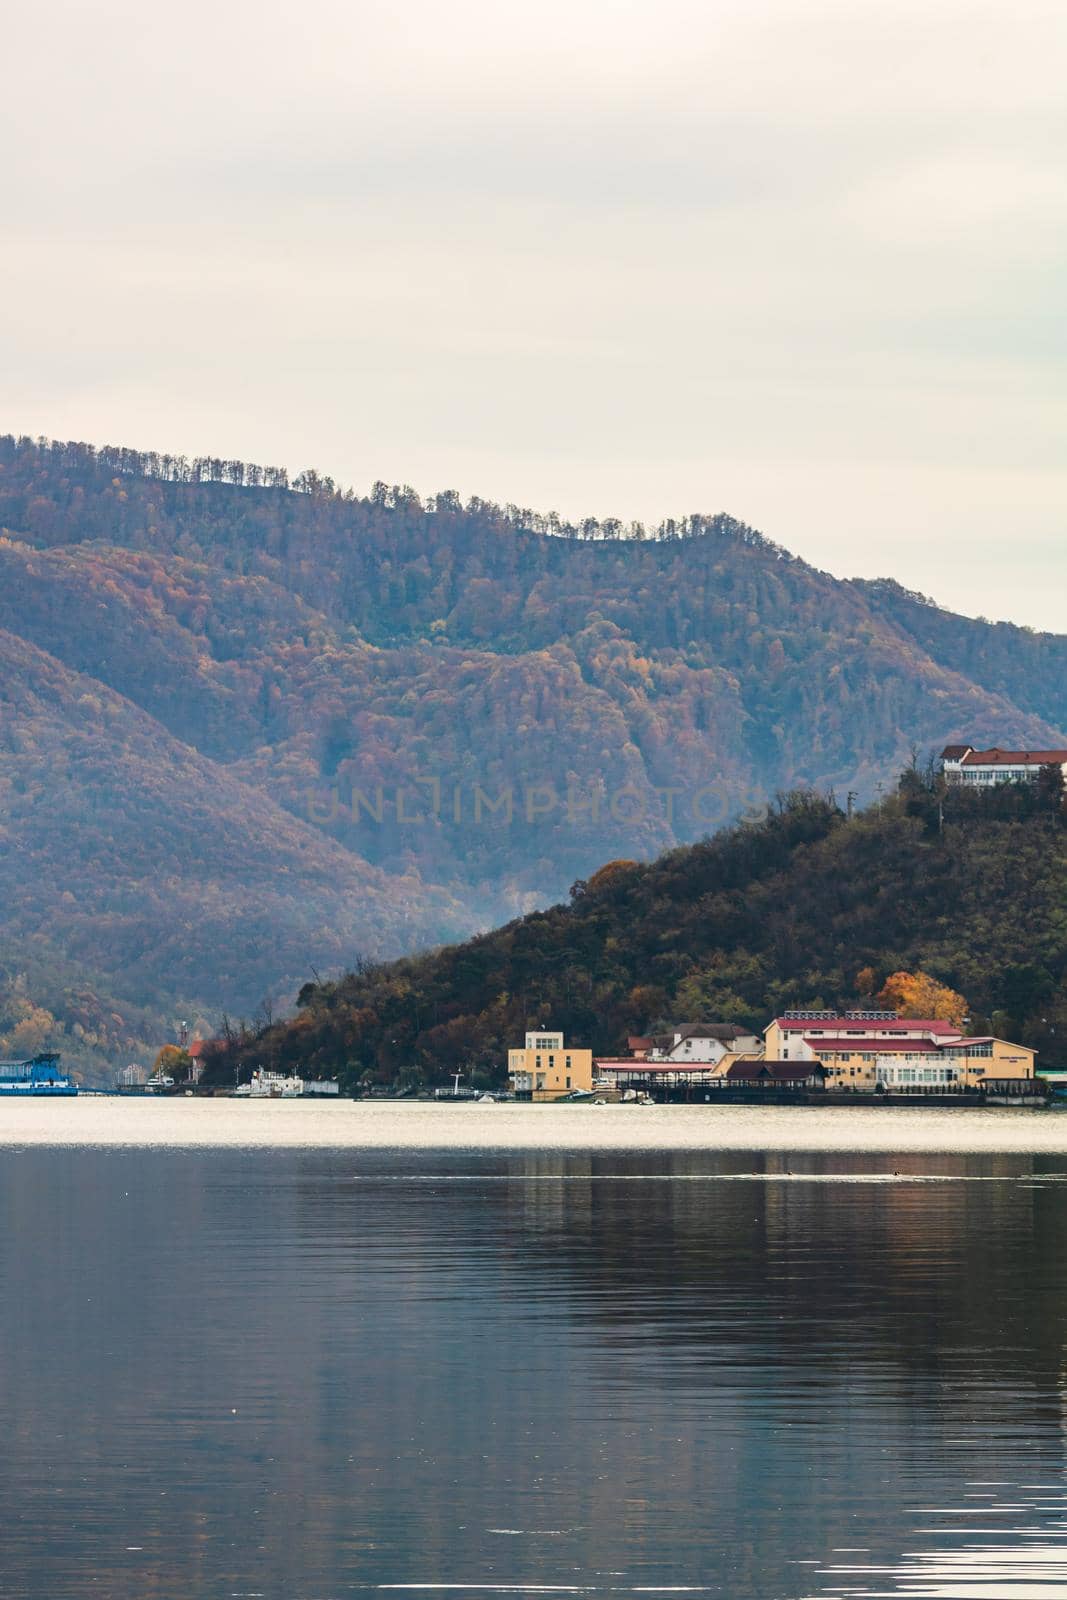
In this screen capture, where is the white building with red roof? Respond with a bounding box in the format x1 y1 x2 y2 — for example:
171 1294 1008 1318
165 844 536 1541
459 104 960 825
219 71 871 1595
941 744 1067 787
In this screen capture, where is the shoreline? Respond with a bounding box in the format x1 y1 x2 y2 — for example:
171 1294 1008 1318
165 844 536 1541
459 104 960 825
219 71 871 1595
2 1098 1067 1153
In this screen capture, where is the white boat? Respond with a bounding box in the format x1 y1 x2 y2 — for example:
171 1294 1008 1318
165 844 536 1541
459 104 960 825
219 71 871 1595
233 1070 340 1099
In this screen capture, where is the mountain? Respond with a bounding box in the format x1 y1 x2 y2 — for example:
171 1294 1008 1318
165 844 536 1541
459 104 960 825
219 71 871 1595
200 780 1067 1090
0 432 1064 1077
0 627 464 1079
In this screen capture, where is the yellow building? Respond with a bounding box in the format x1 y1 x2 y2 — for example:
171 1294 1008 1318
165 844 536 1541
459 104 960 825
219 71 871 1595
763 1012 1036 1094
877 1037 1037 1093
508 1030 593 1101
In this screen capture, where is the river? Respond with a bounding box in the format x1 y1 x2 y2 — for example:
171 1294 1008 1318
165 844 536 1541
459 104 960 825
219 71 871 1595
2 1104 1067 1596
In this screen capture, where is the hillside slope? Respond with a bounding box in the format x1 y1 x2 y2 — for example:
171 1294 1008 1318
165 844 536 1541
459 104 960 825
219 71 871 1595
201 782 1067 1089
0 629 464 1077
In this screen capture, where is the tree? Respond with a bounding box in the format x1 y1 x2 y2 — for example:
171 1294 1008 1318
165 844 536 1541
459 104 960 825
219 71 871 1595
877 971 968 1028
1036 763 1066 815
152 1044 193 1083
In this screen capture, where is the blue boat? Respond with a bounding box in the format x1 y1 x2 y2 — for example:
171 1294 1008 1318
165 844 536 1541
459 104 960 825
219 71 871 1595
0 1053 78 1096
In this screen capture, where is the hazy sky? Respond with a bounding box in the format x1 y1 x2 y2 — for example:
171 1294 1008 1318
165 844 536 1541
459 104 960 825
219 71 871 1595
3 0 1065 629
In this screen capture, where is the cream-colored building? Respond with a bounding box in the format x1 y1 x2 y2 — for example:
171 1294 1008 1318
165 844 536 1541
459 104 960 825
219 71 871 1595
508 1030 593 1101
762 1011 1036 1093
877 1037 1037 1092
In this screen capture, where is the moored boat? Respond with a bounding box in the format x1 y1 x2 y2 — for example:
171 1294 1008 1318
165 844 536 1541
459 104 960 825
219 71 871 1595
0 1053 78 1096
232 1069 340 1099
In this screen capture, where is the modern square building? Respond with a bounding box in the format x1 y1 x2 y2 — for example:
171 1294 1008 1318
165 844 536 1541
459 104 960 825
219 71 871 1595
508 1030 593 1101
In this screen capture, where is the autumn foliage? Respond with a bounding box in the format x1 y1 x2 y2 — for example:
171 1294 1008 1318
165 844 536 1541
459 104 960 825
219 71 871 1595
877 971 968 1028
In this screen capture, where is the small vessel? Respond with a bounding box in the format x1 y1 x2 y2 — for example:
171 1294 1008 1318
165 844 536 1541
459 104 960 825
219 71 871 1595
233 1069 340 1099
0 1053 78 1096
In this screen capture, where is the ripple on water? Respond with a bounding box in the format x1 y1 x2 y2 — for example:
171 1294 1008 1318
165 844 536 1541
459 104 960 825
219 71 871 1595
809 1481 1067 1598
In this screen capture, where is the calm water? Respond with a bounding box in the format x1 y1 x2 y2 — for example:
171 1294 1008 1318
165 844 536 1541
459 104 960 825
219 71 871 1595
3 1141 1067 1598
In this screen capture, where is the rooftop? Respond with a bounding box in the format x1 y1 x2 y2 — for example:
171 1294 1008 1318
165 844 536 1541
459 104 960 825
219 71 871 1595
943 745 1067 766
775 1016 962 1035
596 1058 741 1073
655 1023 757 1042
727 1060 826 1081
804 1036 940 1054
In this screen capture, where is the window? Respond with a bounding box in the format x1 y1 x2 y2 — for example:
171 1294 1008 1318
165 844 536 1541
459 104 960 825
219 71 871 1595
566 1055 572 1069
548 1055 555 1069
566 1076 571 1089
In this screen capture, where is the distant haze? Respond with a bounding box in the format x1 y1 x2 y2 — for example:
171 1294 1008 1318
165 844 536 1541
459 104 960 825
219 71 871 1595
3 0 1064 630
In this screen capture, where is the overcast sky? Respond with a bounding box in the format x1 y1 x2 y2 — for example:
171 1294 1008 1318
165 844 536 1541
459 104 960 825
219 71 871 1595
3 0 1064 628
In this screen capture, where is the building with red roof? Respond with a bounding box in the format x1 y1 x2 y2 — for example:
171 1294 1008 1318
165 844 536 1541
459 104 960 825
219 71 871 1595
941 744 1067 787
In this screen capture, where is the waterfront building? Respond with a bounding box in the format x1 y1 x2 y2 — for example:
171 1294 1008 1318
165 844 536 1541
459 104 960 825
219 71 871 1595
508 1030 593 1101
643 1024 762 1063
725 1060 828 1090
594 1056 732 1092
595 1021 761 1095
187 1038 207 1085
763 1012 1036 1092
765 1010 962 1060
876 1038 1037 1092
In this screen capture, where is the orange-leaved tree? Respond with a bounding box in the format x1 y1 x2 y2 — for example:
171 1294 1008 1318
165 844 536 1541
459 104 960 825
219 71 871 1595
877 971 968 1028
152 1043 194 1082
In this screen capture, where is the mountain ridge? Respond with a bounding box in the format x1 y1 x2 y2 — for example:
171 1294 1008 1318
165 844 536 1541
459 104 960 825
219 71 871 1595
0 433 1062 1079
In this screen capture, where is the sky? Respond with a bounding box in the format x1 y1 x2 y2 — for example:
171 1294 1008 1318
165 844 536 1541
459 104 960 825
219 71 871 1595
3 0 1065 630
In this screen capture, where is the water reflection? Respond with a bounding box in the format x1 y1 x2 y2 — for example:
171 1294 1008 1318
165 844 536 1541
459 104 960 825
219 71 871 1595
810 1478 1067 1596
0 1149 1066 1598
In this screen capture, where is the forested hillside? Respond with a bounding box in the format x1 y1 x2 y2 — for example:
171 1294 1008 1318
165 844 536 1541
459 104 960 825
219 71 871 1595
203 778 1067 1091
0 628 464 1079
1 433 1064 1079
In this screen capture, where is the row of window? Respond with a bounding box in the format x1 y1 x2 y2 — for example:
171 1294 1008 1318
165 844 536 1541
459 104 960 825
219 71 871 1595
892 1068 958 1083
